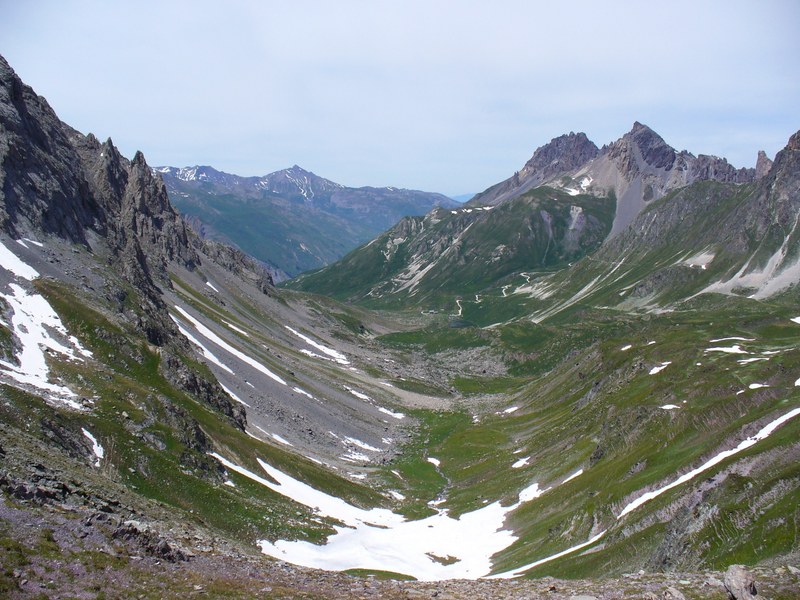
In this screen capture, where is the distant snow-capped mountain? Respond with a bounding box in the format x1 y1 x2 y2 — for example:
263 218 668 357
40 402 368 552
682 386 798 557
155 164 457 277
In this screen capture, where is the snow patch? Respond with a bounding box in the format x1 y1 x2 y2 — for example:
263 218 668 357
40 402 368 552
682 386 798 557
660 404 680 410
562 469 584 484
285 326 349 365
704 344 748 355
293 386 314 399
0 240 40 280
738 357 769 364
82 428 104 467
0 245 93 408
427 457 441 467
344 386 370 401
512 457 530 469
378 406 405 420
344 437 381 452
649 361 672 375
206 453 554 581
172 318 234 374
223 320 249 337
220 383 250 407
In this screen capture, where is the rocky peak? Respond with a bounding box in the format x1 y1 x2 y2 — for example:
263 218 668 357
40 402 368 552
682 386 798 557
789 130 800 151
120 148 197 278
468 132 599 206
755 150 773 179
606 121 678 173
762 129 800 194
519 132 599 181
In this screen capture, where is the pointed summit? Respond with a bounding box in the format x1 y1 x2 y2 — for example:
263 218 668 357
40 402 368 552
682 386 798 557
756 150 774 179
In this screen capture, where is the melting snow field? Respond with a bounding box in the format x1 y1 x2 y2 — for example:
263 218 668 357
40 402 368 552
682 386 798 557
211 452 548 580
174 306 287 385
285 326 349 365
0 241 93 408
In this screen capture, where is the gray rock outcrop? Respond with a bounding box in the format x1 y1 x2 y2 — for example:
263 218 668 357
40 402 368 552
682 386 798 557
724 564 759 599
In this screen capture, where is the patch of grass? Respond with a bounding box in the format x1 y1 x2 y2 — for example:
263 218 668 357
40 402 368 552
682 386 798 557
451 375 527 396
35 528 60 558
390 377 451 397
344 568 417 580
75 549 129 571
379 326 489 353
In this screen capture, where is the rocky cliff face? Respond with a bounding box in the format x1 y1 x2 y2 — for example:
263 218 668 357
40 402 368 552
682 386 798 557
0 53 243 428
0 56 102 243
0 54 198 289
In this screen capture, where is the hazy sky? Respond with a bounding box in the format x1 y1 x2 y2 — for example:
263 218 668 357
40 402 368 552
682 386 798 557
2 1 798 195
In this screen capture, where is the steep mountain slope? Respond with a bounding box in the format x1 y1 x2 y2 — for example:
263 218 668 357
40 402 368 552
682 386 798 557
2 53 799 596
470 123 760 236
287 188 615 307
157 164 457 278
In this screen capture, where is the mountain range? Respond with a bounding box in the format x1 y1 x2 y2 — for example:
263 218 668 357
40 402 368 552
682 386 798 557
1 52 800 598
287 122 775 307
156 163 458 280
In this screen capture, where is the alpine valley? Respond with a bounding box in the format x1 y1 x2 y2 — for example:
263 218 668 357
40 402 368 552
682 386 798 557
1 52 799 599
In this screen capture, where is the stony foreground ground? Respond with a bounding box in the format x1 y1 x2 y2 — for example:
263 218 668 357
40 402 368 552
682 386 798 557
3 488 800 600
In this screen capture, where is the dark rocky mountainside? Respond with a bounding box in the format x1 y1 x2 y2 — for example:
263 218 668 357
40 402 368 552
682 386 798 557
157 163 458 278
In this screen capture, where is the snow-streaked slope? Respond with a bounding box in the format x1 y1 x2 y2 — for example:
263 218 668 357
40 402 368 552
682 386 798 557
0 239 93 408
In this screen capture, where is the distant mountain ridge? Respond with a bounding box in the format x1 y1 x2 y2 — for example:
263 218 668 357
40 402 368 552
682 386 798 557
155 163 458 278
470 122 764 235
